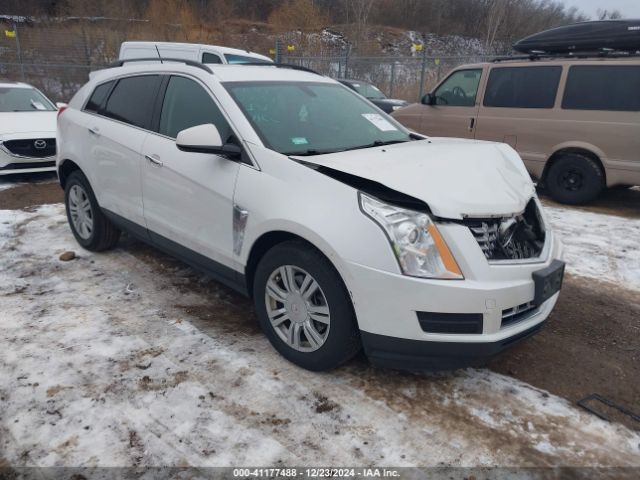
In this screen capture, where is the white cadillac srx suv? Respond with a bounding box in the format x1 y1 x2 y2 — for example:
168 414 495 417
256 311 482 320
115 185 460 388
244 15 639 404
57 58 564 371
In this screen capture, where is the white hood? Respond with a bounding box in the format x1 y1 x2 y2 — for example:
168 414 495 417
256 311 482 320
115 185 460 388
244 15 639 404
0 111 57 139
295 138 535 220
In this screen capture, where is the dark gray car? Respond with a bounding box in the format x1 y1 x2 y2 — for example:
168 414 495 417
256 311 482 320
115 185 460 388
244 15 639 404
338 79 408 113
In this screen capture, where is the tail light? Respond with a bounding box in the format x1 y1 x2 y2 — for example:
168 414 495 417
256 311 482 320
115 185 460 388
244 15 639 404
57 106 67 118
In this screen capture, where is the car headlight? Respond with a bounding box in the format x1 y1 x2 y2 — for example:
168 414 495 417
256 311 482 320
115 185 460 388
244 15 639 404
359 193 463 279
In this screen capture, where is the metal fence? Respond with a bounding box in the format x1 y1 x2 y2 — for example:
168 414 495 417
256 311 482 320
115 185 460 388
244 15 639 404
1 17 496 103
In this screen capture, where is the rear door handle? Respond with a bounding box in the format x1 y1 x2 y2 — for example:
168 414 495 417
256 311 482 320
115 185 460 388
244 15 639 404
469 117 476 131
88 127 100 136
145 154 163 167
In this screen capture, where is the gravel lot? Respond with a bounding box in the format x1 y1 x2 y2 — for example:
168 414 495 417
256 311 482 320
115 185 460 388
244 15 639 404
0 176 639 470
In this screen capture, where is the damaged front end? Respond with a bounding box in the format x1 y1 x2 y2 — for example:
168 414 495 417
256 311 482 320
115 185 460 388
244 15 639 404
460 199 547 262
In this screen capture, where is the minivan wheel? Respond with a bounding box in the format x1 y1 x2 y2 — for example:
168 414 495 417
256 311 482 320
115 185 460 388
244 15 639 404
64 170 120 251
545 153 604 205
253 241 361 371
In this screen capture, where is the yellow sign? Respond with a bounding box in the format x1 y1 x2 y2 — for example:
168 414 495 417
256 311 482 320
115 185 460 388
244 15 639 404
413 43 423 52
287 44 295 52
269 48 276 55
5 30 16 38
435 58 441 65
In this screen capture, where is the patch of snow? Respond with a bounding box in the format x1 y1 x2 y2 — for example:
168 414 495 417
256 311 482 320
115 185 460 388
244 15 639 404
545 206 640 290
1 204 639 467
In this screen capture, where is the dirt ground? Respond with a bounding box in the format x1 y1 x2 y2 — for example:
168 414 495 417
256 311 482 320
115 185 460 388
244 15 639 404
1 175 639 436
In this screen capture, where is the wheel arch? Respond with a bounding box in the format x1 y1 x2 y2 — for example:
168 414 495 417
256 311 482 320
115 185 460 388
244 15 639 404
58 159 83 188
541 145 606 186
244 230 349 301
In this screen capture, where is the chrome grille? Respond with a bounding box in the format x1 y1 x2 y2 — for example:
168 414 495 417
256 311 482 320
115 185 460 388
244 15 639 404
502 302 538 328
465 199 546 261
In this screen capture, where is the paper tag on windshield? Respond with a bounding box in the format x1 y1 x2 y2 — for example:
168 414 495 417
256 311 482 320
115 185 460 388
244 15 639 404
31 101 46 110
361 113 397 132
291 137 309 145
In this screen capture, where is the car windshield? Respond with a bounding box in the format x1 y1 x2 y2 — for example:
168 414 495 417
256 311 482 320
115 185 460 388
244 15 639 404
224 81 410 155
224 54 272 65
349 81 387 99
0 87 55 112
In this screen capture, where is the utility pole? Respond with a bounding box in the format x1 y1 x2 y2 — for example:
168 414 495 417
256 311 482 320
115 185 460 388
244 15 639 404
13 22 25 82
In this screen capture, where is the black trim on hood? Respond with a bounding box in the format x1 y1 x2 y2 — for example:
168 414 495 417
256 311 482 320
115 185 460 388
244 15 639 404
300 162 431 213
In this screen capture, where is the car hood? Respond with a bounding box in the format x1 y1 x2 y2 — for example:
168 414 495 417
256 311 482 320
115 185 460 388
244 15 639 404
0 111 57 138
293 138 535 220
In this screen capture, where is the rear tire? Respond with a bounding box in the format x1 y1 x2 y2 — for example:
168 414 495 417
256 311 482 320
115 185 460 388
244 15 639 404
64 170 120 251
545 153 604 205
253 240 361 371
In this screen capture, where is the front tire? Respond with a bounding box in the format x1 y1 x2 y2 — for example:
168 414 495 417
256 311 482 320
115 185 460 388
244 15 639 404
64 170 120 251
545 153 604 205
253 240 361 371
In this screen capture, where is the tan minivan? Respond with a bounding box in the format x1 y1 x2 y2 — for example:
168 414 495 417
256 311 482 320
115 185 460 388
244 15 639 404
392 57 640 204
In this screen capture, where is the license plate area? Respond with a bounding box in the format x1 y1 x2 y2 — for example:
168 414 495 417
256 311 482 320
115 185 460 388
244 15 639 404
532 260 565 307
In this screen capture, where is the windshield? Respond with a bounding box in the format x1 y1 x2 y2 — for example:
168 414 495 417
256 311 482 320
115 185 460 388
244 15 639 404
0 87 55 112
224 81 410 155
224 54 272 65
350 81 387 99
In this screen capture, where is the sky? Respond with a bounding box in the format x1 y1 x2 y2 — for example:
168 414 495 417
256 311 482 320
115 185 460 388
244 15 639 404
562 0 640 19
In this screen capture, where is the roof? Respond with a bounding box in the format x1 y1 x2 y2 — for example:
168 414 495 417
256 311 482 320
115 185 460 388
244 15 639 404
0 81 32 89
459 54 640 69
90 62 334 84
120 41 271 62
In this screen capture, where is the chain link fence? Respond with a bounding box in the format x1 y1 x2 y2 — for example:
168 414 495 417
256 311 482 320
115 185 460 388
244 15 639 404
1 17 497 103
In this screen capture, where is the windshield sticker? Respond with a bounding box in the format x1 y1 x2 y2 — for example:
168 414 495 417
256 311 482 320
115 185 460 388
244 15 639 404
361 113 397 132
291 137 309 145
30 100 47 110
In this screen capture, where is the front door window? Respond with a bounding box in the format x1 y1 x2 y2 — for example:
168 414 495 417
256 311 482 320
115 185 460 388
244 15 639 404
434 69 482 107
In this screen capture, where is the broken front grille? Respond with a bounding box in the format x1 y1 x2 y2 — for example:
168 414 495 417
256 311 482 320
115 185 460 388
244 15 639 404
464 199 546 261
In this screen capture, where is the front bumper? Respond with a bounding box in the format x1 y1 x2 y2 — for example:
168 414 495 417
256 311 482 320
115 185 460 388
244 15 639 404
344 226 563 370
0 147 56 175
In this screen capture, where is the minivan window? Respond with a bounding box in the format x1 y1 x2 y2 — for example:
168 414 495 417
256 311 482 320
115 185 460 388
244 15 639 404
433 69 482 107
484 66 561 109
562 65 640 112
202 53 222 64
224 81 411 155
102 75 161 129
84 81 114 113
159 76 232 141
225 54 271 65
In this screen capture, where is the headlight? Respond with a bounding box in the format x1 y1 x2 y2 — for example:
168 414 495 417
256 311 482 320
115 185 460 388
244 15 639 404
359 193 463 279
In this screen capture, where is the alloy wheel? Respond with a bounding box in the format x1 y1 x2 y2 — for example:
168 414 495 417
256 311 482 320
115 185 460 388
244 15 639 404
68 184 94 240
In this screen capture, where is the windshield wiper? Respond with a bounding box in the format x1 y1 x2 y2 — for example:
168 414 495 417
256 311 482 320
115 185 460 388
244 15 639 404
338 139 410 153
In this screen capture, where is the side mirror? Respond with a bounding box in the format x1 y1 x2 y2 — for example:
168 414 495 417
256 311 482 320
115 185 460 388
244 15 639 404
56 102 68 109
176 123 241 158
421 93 435 105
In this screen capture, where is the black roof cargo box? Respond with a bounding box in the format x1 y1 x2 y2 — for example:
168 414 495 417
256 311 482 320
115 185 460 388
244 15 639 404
513 20 640 54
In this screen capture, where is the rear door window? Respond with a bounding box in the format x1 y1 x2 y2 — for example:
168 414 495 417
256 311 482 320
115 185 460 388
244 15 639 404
102 75 161 129
562 65 640 111
434 69 482 106
84 81 114 113
158 75 232 141
484 66 561 109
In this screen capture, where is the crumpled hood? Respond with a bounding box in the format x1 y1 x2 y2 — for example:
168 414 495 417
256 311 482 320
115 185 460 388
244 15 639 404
0 112 57 139
294 138 535 220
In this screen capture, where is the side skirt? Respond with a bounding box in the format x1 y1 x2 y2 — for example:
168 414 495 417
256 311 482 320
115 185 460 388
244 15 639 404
103 209 249 297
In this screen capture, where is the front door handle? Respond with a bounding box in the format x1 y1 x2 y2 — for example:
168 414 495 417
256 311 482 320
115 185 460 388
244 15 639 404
145 154 163 167
469 117 476 132
88 127 100 136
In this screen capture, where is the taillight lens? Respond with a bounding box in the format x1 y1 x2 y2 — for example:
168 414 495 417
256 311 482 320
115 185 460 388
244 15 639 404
57 106 67 118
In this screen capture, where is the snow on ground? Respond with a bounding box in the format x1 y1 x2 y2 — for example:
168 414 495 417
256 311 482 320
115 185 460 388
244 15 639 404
1 204 639 467
0 176 57 192
545 206 640 291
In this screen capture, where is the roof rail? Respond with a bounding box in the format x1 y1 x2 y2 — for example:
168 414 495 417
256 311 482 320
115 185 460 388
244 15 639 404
492 49 640 62
106 57 213 74
238 62 321 75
